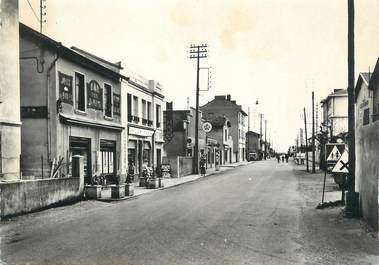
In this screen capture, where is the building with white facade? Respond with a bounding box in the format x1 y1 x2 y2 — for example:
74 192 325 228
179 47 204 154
122 73 165 180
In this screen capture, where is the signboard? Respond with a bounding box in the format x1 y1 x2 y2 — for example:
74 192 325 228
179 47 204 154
332 150 349 173
325 143 345 165
58 72 73 105
160 164 171 178
202 122 212 133
129 126 154 137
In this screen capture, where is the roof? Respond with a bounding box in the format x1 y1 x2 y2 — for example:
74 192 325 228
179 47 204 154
201 95 247 116
19 23 127 82
320 89 348 104
246 131 261 137
368 57 379 91
355 72 372 102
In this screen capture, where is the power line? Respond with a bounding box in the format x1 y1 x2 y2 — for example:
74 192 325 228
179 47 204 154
26 0 40 23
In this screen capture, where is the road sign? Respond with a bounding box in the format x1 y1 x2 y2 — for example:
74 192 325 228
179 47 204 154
325 143 345 165
202 122 212 133
332 150 349 173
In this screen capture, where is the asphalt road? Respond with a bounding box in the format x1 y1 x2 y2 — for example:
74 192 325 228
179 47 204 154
1 160 378 265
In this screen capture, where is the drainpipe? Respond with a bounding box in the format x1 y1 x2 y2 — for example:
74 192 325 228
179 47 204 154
46 43 61 162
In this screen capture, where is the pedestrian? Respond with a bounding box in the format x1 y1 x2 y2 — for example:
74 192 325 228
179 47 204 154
285 154 289 163
281 155 284 162
200 154 207 176
276 154 280 163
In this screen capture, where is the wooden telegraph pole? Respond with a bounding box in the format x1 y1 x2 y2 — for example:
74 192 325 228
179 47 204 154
304 108 309 172
188 44 208 174
312 92 316 173
345 0 359 217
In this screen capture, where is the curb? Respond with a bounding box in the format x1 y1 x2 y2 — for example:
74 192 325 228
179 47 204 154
97 165 235 203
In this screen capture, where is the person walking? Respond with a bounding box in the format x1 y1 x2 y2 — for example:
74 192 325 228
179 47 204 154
200 155 207 176
281 155 285 162
276 154 280 163
285 154 289 163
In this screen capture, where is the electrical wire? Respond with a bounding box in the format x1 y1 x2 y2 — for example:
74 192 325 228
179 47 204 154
25 0 40 23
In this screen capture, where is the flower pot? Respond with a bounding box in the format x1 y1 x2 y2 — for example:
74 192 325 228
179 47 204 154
147 178 159 189
125 183 134 196
139 178 146 187
111 184 125 199
85 185 102 199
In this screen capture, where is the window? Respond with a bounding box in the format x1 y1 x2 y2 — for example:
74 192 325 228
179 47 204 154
113 93 120 116
142 99 147 124
104 83 112 117
133 96 139 117
363 108 370 125
156 104 161 128
127 93 132 121
75 72 85 111
147 102 152 123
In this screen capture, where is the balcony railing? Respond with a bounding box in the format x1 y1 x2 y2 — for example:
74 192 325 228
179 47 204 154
142 118 148 125
148 120 153 126
132 116 140 123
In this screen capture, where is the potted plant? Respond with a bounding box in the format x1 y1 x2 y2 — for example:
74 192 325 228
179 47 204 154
125 173 134 196
84 175 102 199
111 174 125 199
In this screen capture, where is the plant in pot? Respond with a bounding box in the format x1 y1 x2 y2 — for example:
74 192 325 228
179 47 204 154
125 173 135 196
84 175 102 199
111 174 125 199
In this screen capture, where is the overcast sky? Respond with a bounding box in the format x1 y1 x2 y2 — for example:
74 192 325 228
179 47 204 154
20 0 379 152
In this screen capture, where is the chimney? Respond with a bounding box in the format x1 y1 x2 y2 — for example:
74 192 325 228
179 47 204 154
226 95 231 101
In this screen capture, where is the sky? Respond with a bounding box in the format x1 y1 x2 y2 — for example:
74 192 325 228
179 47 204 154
20 0 379 152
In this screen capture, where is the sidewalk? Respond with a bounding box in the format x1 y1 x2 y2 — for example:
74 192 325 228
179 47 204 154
292 161 378 265
99 161 252 202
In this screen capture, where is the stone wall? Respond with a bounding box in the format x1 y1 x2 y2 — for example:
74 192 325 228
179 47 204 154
0 176 83 218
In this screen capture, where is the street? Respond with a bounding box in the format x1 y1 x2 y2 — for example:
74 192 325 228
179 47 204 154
1 160 378 265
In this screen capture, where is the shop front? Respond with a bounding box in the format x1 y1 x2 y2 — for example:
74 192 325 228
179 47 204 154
128 125 154 180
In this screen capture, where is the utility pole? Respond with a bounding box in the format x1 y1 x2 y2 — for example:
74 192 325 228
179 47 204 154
264 120 267 159
39 0 47 33
346 0 359 217
304 108 309 172
188 44 208 174
259 114 263 158
312 92 316 173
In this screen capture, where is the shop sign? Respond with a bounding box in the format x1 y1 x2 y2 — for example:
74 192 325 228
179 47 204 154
161 164 171 178
202 122 212 133
129 126 154 137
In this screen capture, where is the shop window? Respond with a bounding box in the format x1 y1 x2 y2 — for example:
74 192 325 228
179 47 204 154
363 108 370 125
100 139 116 175
69 137 91 183
75 72 85 111
104 83 112 117
143 149 150 165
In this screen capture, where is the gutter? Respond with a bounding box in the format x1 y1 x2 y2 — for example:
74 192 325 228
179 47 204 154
46 43 61 161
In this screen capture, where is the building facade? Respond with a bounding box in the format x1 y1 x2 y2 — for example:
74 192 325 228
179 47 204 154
355 68 378 231
20 24 125 183
164 108 206 158
246 131 261 161
320 89 348 139
0 0 21 180
200 95 247 162
123 73 165 179
204 115 233 165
